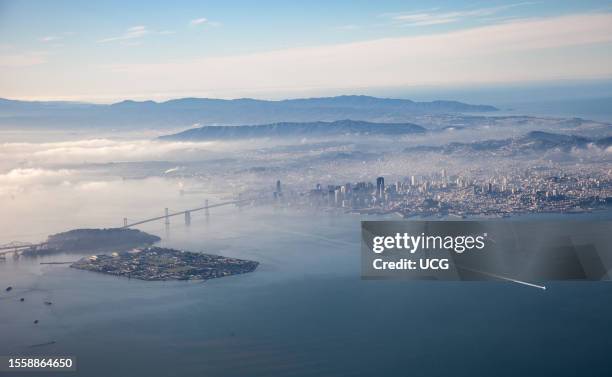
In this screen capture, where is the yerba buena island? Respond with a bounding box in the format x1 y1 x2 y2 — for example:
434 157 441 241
71 247 259 281
18 228 259 282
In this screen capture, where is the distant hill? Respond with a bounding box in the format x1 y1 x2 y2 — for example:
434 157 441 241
0 95 497 128
159 119 426 140
21 228 161 256
405 131 612 154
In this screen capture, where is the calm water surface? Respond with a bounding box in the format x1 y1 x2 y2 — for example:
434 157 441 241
2 206 612 377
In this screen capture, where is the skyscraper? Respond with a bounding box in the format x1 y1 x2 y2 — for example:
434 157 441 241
376 177 385 198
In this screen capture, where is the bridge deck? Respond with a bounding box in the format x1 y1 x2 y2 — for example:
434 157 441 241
1 199 251 254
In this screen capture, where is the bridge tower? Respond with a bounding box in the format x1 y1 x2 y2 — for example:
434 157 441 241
164 208 170 225
123 217 128 227
204 200 210 217
185 211 191 225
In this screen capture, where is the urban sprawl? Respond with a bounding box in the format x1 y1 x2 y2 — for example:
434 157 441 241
265 167 611 218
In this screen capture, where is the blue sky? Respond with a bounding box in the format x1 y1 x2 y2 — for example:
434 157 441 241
1 0 612 102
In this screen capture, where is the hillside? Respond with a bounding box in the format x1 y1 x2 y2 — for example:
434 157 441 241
0 95 497 128
159 119 426 140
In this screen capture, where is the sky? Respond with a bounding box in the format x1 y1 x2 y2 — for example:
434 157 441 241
1 0 612 102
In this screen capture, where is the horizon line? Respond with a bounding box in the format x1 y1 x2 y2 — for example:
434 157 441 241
2 77 612 105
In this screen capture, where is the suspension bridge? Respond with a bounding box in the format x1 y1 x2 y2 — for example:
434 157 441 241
0 198 252 256
120 198 250 228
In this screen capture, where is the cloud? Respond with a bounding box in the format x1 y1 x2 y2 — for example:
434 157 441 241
4 12 611 100
41 35 61 42
97 13 612 97
190 17 208 26
0 137 273 196
0 168 74 186
386 2 535 27
189 17 221 28
76 181 110 191
97 26 176 44
40 32 75 43
98 25 150 43
0 138 250 166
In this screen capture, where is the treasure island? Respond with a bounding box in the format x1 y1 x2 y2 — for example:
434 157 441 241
71 246 259 281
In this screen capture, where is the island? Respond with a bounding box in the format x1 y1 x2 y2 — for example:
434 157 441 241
70 247 259 281
22 228 161 256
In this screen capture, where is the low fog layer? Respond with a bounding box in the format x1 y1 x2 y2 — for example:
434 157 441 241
0 113 610 243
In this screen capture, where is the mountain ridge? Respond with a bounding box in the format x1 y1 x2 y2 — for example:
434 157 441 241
404 130 612 155
0 95 498 128
159 119 426 140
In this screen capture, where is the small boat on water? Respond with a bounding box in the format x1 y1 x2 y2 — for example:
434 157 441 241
5 286 12 292
28 341 56 348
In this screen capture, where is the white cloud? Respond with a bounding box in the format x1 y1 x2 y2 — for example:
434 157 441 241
41 35 61 42
98 13 612 97
0 138 249 166
0 168 74 186
189 17 220 28
0 137 274 196
98 25 150 43
4 12 612 100
76 181 110 191
386 2 535 27
190 17 208 26
97 26 176 44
